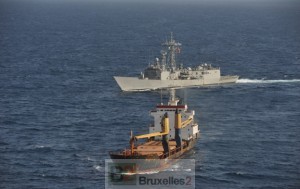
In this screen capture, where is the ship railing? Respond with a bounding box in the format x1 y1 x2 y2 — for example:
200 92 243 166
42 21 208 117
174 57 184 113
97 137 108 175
122 149 131 156
109 149 135 157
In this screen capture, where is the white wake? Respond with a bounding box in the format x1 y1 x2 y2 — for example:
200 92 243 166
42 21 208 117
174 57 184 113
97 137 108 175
237 79 300 84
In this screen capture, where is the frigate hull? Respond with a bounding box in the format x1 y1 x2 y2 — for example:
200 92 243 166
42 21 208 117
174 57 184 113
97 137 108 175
114 76 239 91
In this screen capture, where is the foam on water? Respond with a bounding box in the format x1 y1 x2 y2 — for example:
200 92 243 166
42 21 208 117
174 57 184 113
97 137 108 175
93 165 103 172
123 170 160 175
237 79 300 84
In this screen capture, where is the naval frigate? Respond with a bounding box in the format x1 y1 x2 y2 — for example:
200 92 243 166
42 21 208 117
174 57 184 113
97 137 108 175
114 33 239 91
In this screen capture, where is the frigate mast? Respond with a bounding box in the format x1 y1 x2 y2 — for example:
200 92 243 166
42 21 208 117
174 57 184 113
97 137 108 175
162 32 182 71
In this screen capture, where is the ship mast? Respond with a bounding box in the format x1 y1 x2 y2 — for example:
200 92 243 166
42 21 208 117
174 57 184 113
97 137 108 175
168 88 179 106
162 32 182 71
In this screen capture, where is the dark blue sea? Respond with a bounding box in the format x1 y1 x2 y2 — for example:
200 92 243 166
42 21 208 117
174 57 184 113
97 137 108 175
1 0 300 188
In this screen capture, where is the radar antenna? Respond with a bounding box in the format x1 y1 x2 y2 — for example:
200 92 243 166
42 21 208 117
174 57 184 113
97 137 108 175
162 32 182 71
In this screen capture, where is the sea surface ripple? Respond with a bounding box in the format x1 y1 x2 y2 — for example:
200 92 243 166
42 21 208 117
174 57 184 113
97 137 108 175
0 1 299 188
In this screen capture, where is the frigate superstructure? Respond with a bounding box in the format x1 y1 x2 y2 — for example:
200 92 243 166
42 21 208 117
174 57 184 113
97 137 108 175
114 33 239 91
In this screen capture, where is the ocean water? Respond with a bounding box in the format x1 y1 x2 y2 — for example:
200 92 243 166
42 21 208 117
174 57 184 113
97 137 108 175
0 0 300 188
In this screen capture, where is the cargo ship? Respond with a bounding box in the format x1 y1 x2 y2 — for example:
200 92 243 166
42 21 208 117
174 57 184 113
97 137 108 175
109 90 199 173
114 33 239 91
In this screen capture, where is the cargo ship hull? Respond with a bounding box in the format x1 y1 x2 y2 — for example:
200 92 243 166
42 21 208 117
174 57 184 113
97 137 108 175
109 137 198 173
